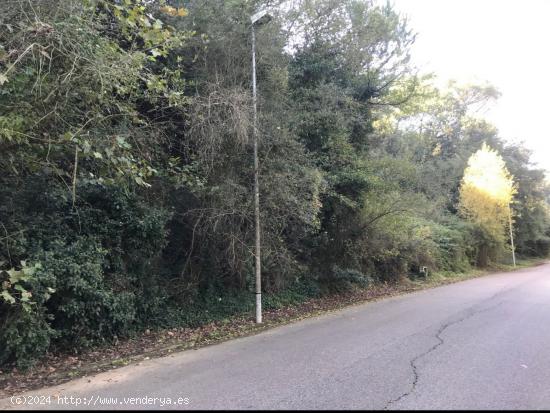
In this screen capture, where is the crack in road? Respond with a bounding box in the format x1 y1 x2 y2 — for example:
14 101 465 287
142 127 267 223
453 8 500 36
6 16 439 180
383 300 504 410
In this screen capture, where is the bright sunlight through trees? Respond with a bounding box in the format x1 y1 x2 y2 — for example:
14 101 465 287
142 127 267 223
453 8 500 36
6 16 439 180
459 143 516 265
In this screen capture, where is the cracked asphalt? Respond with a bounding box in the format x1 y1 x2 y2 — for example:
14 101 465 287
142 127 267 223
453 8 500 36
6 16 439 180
2 263 550 410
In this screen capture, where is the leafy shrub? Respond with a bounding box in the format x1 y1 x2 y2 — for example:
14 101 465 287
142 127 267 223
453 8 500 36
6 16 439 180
0 307 55 370
431 218 475 272
0 181 171 367
323 266 372 293
0 260 57 368
34 238 136 349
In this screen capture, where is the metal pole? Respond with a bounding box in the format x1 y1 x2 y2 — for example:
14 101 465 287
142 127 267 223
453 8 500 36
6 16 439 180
509 206 516 267
251 24 262 323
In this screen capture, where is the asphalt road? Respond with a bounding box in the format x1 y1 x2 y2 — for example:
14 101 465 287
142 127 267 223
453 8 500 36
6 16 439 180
2 263 550 410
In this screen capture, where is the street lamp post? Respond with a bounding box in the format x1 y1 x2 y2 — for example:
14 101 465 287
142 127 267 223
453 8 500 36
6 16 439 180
250 9 271 324
509 206 516 267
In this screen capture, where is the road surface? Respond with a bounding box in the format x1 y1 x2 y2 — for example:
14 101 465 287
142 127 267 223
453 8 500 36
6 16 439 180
2 263 550 410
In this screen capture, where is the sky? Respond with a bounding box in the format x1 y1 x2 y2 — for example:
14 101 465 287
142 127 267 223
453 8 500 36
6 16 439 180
390 0 550 172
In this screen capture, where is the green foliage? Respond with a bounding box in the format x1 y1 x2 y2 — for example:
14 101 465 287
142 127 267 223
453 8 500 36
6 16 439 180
35 238 136 348
0 261 56 368
324 266 372 293
0 307 55 370
1 261 46 309
430 218 475 272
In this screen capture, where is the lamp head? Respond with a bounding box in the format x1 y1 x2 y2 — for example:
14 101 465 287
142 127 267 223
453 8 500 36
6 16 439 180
251 9 272 26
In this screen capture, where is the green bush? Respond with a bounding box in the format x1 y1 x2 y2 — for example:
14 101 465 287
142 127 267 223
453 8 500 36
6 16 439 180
431 218 475 272
0 260 57 368
0 307 55 370
0 181 172 367
33 238 135 348
323 266 372 293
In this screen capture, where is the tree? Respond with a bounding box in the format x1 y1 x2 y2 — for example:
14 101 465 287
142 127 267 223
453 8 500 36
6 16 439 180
458 143 516 266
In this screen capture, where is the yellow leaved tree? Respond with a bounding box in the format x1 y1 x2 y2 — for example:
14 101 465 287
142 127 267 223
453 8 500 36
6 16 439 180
458 143 516 266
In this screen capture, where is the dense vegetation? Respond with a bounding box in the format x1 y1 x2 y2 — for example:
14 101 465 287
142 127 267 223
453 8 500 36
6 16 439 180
1 0 549 368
